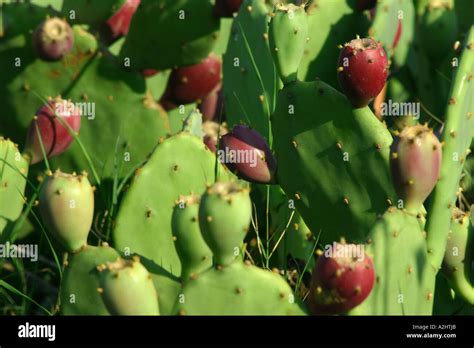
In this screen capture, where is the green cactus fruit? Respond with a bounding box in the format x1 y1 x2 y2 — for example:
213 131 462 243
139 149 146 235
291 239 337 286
98 256 160 315
390 124 442 213
172 195 213 281
61 244 120 315
419 0 458 65
442 208 474 304
199 182 252 266
0 138 29 236
39 170 94 252
268 3 308 84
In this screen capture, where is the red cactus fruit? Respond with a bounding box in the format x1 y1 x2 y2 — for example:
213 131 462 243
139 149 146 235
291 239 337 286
337 37 389 107
101 0 141 43
218 125 276 184
199 84 224 121
167 54 221 104
24 97 81 165
213 0 244 18
308 243 375 314
141 69 159 78
203 121 228 153
32 17 74 61
390 124 442 212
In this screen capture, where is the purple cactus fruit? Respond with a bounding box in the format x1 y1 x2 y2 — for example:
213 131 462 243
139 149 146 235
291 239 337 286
337 37 389 107
307 243 375 314
167 54 221 104
101 0 141 43
32 17 74 61
24 97 81 165
213 0 244 18
203 121 228 153
198 84 224 122
218 125 277 184
390 124 442 212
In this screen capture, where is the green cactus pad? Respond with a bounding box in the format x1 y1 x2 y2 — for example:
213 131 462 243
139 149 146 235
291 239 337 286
268 3 308 84
223 0 279 142
0 138 28 236
297 0 370 88
419 0 459 65
60 244 120 315
168 104 198 134
173 261 307 315
272 80 396 244
199 181 252 266
120 0 220 70
425 28 474 271
61 0 125 26
138 256 182 315
172 195 213 281
49 52 171 180
98 256 160 315
350 208 435 315
370 0 415 66
442 208 474 304
113 133 231 278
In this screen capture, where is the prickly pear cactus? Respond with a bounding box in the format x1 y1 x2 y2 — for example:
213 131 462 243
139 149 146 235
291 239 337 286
1 0 474 322
174 182 306 315
60 244 120 315
350 208 435 315
272 79 396 244
113 133 232 277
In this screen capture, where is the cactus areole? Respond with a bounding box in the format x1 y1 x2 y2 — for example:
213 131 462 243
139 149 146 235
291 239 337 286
337 37 389 107
32 17 74 61
308 243 375 314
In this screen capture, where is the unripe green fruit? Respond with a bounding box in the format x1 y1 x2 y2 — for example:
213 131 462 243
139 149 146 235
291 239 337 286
172 195 213 280
198 182 252 266
98 256 160 315
268 3 308 84
39 170 94 252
